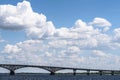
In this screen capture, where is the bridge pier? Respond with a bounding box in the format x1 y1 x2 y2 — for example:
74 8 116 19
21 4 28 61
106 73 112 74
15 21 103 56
10 70 15 75
73 69 76 76
111 71 114 75
99 71 102 76
87 70 90 76
50 72 55 75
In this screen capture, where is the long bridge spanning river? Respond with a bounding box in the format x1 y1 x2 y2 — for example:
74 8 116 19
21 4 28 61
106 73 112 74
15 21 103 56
0 64 119 76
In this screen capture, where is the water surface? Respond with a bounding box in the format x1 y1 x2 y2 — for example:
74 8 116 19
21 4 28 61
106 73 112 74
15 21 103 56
0 73 120 80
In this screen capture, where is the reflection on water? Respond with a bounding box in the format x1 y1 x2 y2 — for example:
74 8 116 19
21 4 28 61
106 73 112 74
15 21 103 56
0 73 120 80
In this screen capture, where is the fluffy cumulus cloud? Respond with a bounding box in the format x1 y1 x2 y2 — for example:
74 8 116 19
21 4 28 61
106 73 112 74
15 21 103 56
0 1 55 39
1 39 120 69
89 17 112 32
90 17 111 27
1 1 120 70
1 44 22 54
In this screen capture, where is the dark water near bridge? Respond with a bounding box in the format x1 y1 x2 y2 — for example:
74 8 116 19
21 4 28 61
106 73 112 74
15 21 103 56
1 73 120 80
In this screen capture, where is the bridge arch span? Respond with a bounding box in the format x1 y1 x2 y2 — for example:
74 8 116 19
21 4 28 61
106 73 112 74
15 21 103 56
0 65 56 75
0 66 12 71
0 67 10 73
15 67 50 73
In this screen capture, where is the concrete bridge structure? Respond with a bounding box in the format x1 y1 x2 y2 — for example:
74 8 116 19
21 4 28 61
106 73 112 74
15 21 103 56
0 64 119 76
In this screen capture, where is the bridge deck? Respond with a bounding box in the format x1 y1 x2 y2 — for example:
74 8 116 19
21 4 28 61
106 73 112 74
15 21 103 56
0 64 119 76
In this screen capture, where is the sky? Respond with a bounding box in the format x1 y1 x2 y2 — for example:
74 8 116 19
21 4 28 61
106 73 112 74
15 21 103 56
0 0 120 73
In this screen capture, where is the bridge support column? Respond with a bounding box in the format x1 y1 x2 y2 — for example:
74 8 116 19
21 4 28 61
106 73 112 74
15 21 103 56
87 70 90 76
111 71 114 75
99 71 102 76
50 72 55 75
10 70 15 75
73 69 76 76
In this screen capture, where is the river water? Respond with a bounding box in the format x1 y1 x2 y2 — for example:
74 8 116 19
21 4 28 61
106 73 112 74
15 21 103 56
1 73 120 80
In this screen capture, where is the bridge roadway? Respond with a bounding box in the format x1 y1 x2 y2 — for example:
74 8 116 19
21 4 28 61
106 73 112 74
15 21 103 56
0 64 120 76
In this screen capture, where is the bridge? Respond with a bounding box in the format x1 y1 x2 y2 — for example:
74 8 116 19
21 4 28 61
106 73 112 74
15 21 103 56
0 64 120 76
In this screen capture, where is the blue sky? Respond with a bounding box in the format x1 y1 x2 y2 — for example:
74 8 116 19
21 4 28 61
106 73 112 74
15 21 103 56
0 0 120 43
0 0 120 42
0 0 120 72
1 0 120 28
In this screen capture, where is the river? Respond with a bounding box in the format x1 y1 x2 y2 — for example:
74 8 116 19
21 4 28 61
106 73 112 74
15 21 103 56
0 73 120 80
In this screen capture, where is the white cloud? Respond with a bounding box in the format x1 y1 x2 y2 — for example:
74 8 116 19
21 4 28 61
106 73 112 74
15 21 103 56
92 50 107 57
1 44 21 54
74 19 87 28
0 37 119 68
90 17 112 27
0 1 55 39
89 17 112 31
1 39 120 69
53 19 112 50
0 1 32 30
48 39 68 48
54 19 100 40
